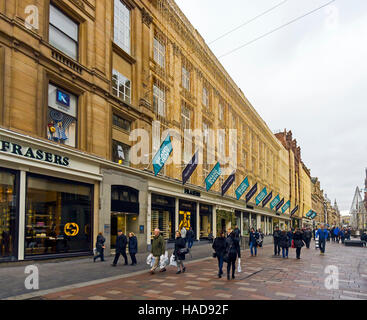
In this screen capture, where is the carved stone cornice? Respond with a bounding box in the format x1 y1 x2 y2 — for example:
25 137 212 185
141 7 153 27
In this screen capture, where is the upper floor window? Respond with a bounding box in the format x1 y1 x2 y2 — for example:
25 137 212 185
112 140 130 166
202 87 209 107
47 84 77 147
153 84 166 117
154 38 165 68
218 131 225 157
49 4 79 60
181 104 191 130
114 0 131 54
113 113 131 132
219 103 224 121
112 69 131 103
203 121 209 144
182 66 190 91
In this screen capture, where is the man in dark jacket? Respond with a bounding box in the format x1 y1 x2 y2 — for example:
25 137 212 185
225 229 241 280
233 225 241 240
128 232 138 265
249 228 259 257
212 231 226 278
279 230 289 258
293 228 305 259
303 228 312 249
186 227 195 249
94 232 105 262
331 227 335 242
112 230 128 266
273 226 281 256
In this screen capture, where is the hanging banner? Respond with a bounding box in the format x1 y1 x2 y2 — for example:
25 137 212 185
205 162 221 191
245 183 258 203
290 205 299 216
235 177 249 200
275 198 285 212
306 210 313 218
221 171 236 196
152 134 173 176
270 194 280 210
310 211 317 219
281 200 291 214
262 191 273 208
255 187 267 206
182 150 199 185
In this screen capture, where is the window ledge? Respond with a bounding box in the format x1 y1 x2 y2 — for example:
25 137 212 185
112 42 136 64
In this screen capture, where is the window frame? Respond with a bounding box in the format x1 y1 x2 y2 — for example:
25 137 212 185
182 66 190 91
113 0 132 54
48 3 79 61
153 83 166 117
153 37 166 68
112 69 132 104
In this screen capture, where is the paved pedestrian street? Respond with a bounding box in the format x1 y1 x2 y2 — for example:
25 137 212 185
32 241 367 300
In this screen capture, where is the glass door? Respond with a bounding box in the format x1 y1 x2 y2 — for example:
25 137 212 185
0 168 18 261
111 212 126 249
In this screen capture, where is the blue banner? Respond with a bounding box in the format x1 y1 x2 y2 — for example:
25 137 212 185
235 177 249 200
182 150 199 185
262 191 273 208
205 162 221 191
152 134 173 176
255 187 267 206
275 198 285 212
221 171 236 196
270 194 280 210
245 183 258 203
306 210 313 218
310 211 317 219
281 200 291 213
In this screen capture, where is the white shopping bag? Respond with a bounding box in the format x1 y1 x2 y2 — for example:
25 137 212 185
315 236 319 249
146 253 153 265
237 258 242 273
169 254 177 267
159 251 169 269
93 247 97 256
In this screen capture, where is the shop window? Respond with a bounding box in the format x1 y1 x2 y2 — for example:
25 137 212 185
114 0 131 54
242 213 249 236
47 84 77 147
113 113 131 132
25 174 92 256
112 140 130 166
154 37 165 68
112 69 131 103
153 84 166 117
0 168 17 260
49 4 79 60
251 214 257 230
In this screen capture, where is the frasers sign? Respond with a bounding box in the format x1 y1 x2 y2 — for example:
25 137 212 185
0 139 70 167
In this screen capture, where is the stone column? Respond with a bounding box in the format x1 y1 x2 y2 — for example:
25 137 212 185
213 205 217 237
18 170 26 261
147 192 151 246
196 202 200 241
175 198 179 232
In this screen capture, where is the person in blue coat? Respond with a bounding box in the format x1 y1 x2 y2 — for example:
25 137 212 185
316 224 328 255
334 227 340 243
249 228 259 257
339 229 345 244
128 232 138 265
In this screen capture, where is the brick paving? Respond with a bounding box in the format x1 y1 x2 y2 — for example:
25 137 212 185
31 240 367 300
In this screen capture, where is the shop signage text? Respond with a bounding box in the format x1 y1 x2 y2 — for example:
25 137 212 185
0 139 70 167
255 187 267 206
152 134 173 176
290 205 299 216
275 198 285 212
184 188 201 197
182 150 199 185
235 177 249 200
270 194 280 210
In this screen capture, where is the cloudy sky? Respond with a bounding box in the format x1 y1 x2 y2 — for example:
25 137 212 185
175 0 367 214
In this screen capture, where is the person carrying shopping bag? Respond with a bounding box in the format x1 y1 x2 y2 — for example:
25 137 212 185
212 231 226 278
93 232 105 262
174 230 186 274
150 228 166 274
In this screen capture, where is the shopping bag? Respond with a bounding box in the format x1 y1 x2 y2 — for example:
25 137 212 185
237 258 242 273
169 254 177 267
146 253 153 265
291 240 295 248
159 251 169 269
93 248 97 256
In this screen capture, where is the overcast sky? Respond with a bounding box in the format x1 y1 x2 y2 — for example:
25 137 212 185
175 0 367 215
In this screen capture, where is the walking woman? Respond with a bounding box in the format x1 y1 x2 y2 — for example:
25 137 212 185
94 232 105 262
293 227 305 259
174 230 186 274
128 232 138 265
212 231 226 278
249 228 259 257
279 230 289 258
225 228 241 280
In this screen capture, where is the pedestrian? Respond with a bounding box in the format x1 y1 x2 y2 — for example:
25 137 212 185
340 228 345 244
293 227 305 259
180 226 187 244
316 224 328 255
111 230 128 266
346 228 351 240
150 228 166 274
174 230 186 274
287 228 293 248
327 228 331 242
233 225 241 240
257 228 264 248
334 227 340 243
212 231 226 278
128 232 138 265
224 228 241 280
303 228 312 249
93 232 105 262
273 226 281 256
331 227 335 242
312 228 316 240
249 228 259 257
186 227 195 249
279 230 289 259
360 230 367 246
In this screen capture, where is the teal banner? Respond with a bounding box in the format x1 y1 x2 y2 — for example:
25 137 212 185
270 194 280 210
152 134 173 176
205 162 221 191
281 200 291 213
255 187 267 206
235 177 249 200
306 210 313 218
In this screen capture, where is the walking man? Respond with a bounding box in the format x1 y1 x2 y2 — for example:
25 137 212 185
303 228 312 249
180 226 187 245
150 228 166 274
273 226 281 256
112 230 128 266
186 227 195 249
316 224 328 255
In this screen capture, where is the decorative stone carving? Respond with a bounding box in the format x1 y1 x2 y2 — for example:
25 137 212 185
141 8 153 27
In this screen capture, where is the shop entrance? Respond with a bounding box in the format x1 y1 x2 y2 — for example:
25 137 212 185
216 209 235 236
111 212 126 249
